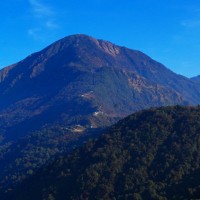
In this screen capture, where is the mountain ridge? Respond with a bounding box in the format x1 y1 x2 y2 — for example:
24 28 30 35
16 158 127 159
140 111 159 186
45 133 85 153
191 75 200 83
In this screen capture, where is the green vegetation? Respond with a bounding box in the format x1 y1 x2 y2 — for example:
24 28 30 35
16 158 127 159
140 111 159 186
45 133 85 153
4 106 200 200
0 125 103 194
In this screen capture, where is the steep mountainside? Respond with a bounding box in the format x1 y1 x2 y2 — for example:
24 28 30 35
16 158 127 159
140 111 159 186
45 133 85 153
4 106 200 200
0 34 199 144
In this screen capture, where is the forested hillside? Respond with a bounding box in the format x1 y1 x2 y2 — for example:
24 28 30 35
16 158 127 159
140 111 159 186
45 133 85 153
4 106 200 200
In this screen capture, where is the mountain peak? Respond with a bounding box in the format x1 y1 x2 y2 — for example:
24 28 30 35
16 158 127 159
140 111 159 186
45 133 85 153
63 33 97 40
59 34 98 44
51 34 120 57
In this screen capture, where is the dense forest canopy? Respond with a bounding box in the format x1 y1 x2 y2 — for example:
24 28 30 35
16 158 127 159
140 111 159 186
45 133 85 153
4 106 200 200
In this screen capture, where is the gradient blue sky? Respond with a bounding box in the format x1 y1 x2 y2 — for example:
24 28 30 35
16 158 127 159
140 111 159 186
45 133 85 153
0 0 200 77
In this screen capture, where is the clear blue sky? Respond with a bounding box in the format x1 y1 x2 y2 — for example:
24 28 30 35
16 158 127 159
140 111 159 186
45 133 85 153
0 0 200 77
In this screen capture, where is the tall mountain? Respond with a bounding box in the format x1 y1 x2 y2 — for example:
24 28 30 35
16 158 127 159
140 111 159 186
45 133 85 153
4 106 200 200
1 34 200 194
0 34 200 144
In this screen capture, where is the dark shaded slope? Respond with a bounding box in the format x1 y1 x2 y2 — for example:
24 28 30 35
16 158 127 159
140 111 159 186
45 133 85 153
5 106 200 200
